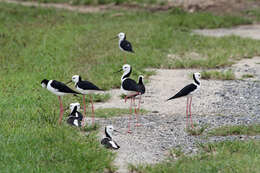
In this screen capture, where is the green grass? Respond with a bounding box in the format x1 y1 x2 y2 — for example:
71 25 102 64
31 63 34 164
201 70 235 80
86 108 148 118
208 124 260 136
242 74 254 78
0 2 259 172
186 125 208 136
130 140 260 173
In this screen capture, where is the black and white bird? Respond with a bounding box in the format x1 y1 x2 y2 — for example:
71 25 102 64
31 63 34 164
112 32 134 63
41 79 80 124
136 75 145 119
101 125 120 150
67 75 102 125
67 102 83 127
117 64 144 132
167 72 201 128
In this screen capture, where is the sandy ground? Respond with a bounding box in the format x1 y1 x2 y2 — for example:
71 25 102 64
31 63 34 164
193 25 260 40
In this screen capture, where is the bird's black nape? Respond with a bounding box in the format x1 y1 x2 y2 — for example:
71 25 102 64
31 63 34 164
41 79 49 85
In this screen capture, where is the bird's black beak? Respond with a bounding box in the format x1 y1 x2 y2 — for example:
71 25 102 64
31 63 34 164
109 36 118 40
66 80 72 84
114 129 121 134
114 69 123 74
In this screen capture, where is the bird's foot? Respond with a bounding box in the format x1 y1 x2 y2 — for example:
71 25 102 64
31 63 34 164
127 130 132 134
135 123 141 127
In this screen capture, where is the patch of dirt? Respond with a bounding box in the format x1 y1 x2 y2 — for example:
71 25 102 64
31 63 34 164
232 56 260 80
193 24 260 40
95 69 223 116
2 0 260 15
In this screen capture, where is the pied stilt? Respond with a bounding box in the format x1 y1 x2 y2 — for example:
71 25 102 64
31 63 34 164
112 32 134 63
101 125 120 150
67 102 83 127
166 72 201 129
117 64 143 133
41 79 80 124
67 75 102 125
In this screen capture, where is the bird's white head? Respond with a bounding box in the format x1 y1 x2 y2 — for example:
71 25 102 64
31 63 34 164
194 72 201 79
118 32 125 40
105 125 115 138
70 102 80 112
122 64 131 72
71 75 80 83
138 75 144 80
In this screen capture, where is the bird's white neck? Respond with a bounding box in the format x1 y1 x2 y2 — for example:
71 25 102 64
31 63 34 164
121 69 131 82
105 129 112 139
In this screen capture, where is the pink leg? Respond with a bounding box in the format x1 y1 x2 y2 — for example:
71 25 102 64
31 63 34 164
186 97 189 129
83 95 86 117
127 98 132 133
189 97 194 129
136 93 141 127
58 96 64 124
90 94 95 125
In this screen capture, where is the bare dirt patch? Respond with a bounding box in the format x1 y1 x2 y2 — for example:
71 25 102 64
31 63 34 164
193 24 260 40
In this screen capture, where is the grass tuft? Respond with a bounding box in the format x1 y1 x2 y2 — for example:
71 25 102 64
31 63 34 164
131 140 260 173
242 74 254 78
208 124 260 136
201 70 235 80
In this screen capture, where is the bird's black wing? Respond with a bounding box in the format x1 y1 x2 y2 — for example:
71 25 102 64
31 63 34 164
138 79 145 94
51 80 80 94
101 138 120 149
120 40 134 53
122 78 140 92
77 80 101 90
167 83 197 100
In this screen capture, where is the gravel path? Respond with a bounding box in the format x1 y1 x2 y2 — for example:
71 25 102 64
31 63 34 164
93 59 260 172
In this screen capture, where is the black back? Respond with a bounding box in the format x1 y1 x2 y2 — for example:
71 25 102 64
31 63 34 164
51 80 80 94
67 116 81 127
120 40 134 53
101 137 120 150
122 78 140 92
138 78 145 94
77 80 101 91
167 83 197 100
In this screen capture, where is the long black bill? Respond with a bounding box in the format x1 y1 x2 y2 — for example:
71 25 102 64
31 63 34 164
113 69 123 74
114 129 122 134
66 80 72 84
109 36 118 41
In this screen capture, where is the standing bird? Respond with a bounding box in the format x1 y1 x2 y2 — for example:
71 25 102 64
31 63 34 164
41 79 80 124
67 102 83 127
112 32 134 63
117 64 143 133
101 125 120 150
67 75 102 125
166 72 201 129
136 75 145 124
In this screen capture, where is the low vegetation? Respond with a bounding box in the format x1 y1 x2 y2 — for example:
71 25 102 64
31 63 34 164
208 124 260 136
201 70 235 80
242 74 254 78
130 140 260 173
186 125 208 136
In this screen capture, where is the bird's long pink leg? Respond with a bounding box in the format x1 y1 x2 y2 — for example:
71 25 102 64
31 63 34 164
127 98 132 133
189 96 194 129
136 93 141 127
58 96 63 124
90 94 95 125
83 95 86 117
186 97 189 129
